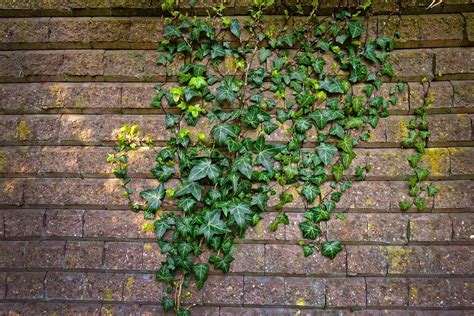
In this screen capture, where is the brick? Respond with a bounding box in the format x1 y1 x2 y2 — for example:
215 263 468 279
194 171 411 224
25 241 65 268
45 272 85 300
450 147 474 176
434 180 473 209
89 18 130 46
451 214 474 241
377 16 420 48
452 80 474 109
408 81 453 110
409 279 451 307
84 209 154 238
65 241 104 269
3 209 44 237
48 18 91 45
0 18 49 46
327 213 368 241
367 214 408 243
366 278 408 307
0 51 23 77
62 50 105 76
465 13 474 42
104 242 143 270
129 18 164 46
449 278 474 307
231 243 264 273
430 246 473 274
122 274 162 303
23 302 101 316
0 115 61 143
21 51 64 76
202 276 243 305
409 214 452 241
243 276 284 305
141 305 219 316
0 303 23 315
265 244 346 275
336 181 392 210
435 47 474 78
103 50 166 80
387 246 431 274
244 212 285 241
142 243 165 271
6 272 45 299
0 241 25 268
389 49 434 81
100 304 140 316
0 179 24 205
45 209 83 237
347 246 387 276
284 277 325 307
84 273 124 301
418 14 464 47
220 307 308 316
121 83 156 109
0 272 5 299
353 82 410 113
0 214 3 238
326 278 366 307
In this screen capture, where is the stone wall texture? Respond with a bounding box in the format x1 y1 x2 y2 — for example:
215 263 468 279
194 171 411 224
0 0 473 315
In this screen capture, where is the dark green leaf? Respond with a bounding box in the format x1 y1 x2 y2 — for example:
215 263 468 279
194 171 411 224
193 263 209 289
141 184 165 211
321 240 343 259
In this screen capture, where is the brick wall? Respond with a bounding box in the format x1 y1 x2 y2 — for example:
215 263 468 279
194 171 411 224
0 1 473 315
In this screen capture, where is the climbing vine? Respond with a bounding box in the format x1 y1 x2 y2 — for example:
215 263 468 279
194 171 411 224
107 0 437 314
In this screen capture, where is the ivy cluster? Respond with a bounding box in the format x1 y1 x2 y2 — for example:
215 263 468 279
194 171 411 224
106 1 436 314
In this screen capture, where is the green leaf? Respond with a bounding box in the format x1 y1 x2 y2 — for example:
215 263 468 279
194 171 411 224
407 154 422 168
303 244 314 257
309 109 332 130
301 183 320 203
259 48 272 63
162 296 174 312
415 167 430 181
164 24 182 37
175 180 204 201
229 19 241 39
211 123 240 146
427 184 439 197
211 44 226 59
233 155 253 179
414 197 425 211
345 117 363 129
317 143 338 165
209 254 234 273
198 211 230 241
140 184 165 211
228 202 252 228
193 263 209 289
216 83 236 103
332 163 344 182
156 265 173 283
348 19 363 38
313 207 330 222
321 240 343 259
189 159 221 182
154 219 170 240
399 200 412 212
294 118 312 134
299 220 321 240
337 136 354 153
329 124 345 139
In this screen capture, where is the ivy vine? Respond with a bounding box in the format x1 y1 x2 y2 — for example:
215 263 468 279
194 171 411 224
107 0 437 314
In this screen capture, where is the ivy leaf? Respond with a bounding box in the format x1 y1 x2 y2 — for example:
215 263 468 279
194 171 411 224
301 183 320 203
337 136 354 153
399 200 412 212
211 44 226 59
321 240 343 259
211 123 240 145
294 118 312 134
178 197 197 213
198 211 230 241
189 159 221 182
193 263 209 289
309 109 332 129
348 20 363 38
229 19 241 39
345 117 363 129
259 48 272 63
427 184 439 197
251 193 269 212
407 154 422 168
209 254 234 273
228 202 252 228
332 163 344 182
154 219 171 240
414 197 425 211
156 265 173 283
253 136 280 171
216 82 236 103
233 155 253 179
164 24 182 37
140 184 165 211
162 296 174 312
415 167 430 181
299 220 321 240
175 180 204 201
317 143 338 165
329 124 345 139
303 244 314 257
165 114 180 128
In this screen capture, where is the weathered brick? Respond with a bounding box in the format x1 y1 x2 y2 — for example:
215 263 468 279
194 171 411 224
336 181 392 210
0 303 23 315
202 276 243 305
85 210 154 239
465 13 474 42
122 274 162 303
408 81 453 110
142 243 165 271
103 50 165 80
0 179 23 206
6 272 45 299
452 80 474 109
3 209 44 237
21 51 64 76
327 213 368 241
0 213 3 238
62 50 105 76
390 49 434 81
244 212 285 241
449 278 474 307
418 14 464 47
451 214 474 241
377 15 420 48
367 278 408 307
284 277 325 307
435 47 474 78
347 246 387 276
231 243 265 273
0 115 61 143
89 18 130 46
386 246 431 274
65 241 104 269
430 246 473 274
0 272 5 299
129 18 164 47
434 180 473 209
0 18 49 46
0 241 25 268
23 302 101 315
100 304 140 316
265 244 346 275
104 241 143 270
45 209 83 237
450 147 474 176
326 278 366 307
45 272 85 300
367 214 408 243
409 214 452 241
409 278 450 307
243 276 285 305
48 18 91 45
84 273 124 301
25 241 65 268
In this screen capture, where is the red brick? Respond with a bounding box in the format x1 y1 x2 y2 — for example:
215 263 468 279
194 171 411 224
244 212 285 241
122 274 162 303
328 213 368 241
104 242 143 270
367 278 408 307
265 244 346 275
434 180 473 210
3 209 44 237
387 246 431 275
100 304 140 316
336 181 392 210
0 303 23 315
84 273 124 301
89 18 130 46
65 241 104 269
451 214 474 241
243 276 284 305
430 246 473 274
45 272 85 300
284 277 325 307
25 241 65 268
142 243 165 271
0 18 49 46
435 47 474 78
45 209 83 237
22 302 101 316
0 115 61 142
390 49 434 81
450 147 474 176
326 278 366 307
0 179 23 206
203 275 243 305
368 214 408 243
48 18 90 45
231 243 264 273
6 272 45 299
0 241 25 268
452 80 474 109
409 279 450 307
409 214 452 241
22 51 64 76
347 246 388 276
0 272 5 299
408 81 453 110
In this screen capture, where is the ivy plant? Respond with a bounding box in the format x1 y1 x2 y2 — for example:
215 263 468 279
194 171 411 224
107 0 437 314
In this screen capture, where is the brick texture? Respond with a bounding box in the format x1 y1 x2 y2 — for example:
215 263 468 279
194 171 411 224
0 3 472 315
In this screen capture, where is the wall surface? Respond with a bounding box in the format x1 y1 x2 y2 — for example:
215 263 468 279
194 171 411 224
0 0 473 315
